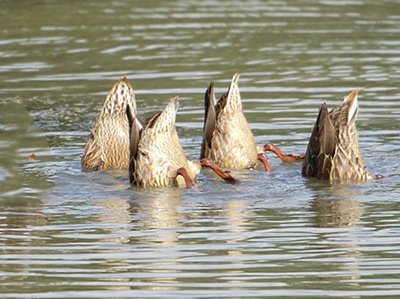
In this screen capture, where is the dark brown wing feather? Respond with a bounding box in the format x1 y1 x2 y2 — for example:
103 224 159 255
126 104 141 185
200 82 217 159
215 93 227 118
319 108 336 157
316 109 335 179
302 103 336 179
302 104 325 177
144 112 162 130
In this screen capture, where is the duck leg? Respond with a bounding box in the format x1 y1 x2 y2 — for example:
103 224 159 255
263 144 304 162
200 158 237 184
257 153 272 172
176 167 194 188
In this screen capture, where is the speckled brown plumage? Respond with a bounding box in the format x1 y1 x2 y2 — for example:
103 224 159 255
82 77 137 171
200 73 270 171
302 90 381 182
128 97 201 187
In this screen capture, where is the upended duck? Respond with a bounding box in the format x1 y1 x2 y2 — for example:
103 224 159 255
302 89 383 182
200 73 302 171
82 77 137 171
127 96 236 188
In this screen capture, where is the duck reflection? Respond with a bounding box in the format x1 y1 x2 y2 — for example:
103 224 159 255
94 187 184 241
131 188 184 291
130 188 183 242
93 186 255 292
310 183 365 294
312 184 364 228
95 196 132 244
225 199 250 234
91 188 185 292
222 199 251 289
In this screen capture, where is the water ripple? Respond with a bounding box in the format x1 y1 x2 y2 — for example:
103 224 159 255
1 0 400 298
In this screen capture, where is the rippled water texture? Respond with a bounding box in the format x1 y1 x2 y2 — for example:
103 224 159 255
1 1 400 298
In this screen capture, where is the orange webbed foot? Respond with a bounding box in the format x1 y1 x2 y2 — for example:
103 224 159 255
257 153 272 172
263 144 304 162
200 158 237 184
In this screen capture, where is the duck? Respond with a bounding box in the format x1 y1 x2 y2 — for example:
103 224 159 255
200 73 301 172
127 96 236 188
81 77 138 171
302 89 383 182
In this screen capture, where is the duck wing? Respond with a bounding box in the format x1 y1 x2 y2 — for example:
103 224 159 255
200 82 217 159
303 103 336 179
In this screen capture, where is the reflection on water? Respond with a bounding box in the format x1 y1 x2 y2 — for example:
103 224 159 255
1 0 400 298
310 185 365 294
94 197 132 244
314 196 363 227
311 185 364 228
134 189 183 292
132 188 184 232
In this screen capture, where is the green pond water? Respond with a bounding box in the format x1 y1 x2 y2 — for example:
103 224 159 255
0 1 399 298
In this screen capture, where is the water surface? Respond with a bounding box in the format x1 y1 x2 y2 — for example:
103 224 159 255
1 1 400 298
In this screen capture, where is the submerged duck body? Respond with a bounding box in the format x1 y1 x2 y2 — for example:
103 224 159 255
302 90 382 182
128 97 236 188
82 77 137 171
200 73 271 171
128 97 200 188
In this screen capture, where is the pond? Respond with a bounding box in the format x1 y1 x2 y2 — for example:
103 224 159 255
0 1 400 298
